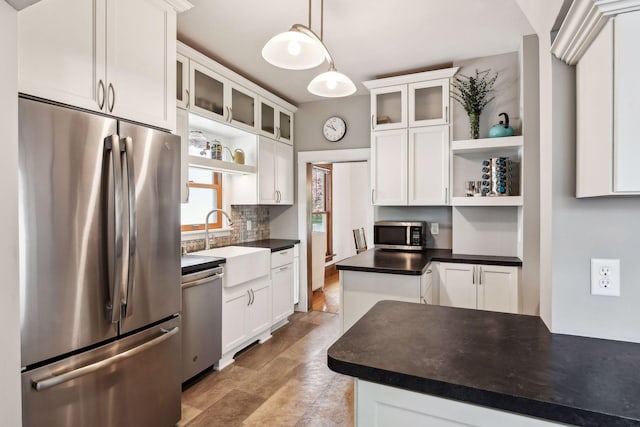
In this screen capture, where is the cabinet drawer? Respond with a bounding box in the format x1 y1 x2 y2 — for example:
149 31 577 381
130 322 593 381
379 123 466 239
271 248 294 268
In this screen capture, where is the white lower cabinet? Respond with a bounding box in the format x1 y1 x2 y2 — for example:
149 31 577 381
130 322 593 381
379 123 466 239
438 262 519 314
271 248 295 329
341 269 432 333
356 380 562 427
219 278 271 369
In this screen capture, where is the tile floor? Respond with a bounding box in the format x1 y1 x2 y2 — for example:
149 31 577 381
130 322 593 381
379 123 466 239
179 310 354 426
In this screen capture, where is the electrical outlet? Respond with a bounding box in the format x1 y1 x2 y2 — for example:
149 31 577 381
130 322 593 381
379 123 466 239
246 220 252 231
430 222 439 235
591 258 620 296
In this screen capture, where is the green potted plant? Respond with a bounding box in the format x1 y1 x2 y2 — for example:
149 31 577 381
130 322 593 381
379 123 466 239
451 69 498 139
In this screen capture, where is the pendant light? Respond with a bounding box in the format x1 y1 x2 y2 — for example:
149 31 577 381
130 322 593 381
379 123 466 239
262 0 356 98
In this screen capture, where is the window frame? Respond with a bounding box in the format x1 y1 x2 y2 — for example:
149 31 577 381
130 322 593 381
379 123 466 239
311 164 334 262
180 171 223 232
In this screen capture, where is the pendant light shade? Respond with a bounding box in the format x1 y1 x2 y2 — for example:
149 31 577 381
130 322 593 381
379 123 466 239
263 0 356 98
261 28 325 70
307 69 356 98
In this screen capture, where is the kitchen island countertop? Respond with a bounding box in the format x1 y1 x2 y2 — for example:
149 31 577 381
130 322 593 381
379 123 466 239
328 300 640 426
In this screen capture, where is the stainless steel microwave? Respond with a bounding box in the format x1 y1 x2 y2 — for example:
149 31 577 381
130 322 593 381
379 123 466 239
373 221 427 251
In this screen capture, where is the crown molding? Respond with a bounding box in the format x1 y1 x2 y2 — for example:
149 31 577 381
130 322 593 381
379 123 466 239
552 0 640 65
164 0 193 13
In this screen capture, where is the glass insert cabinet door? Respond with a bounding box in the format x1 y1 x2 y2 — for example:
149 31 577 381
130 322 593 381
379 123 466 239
408 79 450 127
229 83 257 130
176 53 189 109
370 84 407 131
259 98 293 144
190 61 227 121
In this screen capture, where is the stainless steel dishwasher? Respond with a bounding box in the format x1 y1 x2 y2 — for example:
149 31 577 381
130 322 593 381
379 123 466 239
181 266 223 383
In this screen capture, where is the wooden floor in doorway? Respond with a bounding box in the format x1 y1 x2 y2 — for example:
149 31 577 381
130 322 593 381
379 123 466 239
312 270 340 314
179 311 354 426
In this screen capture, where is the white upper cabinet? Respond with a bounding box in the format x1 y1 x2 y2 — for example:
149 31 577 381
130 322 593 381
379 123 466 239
370 85 407 131
106 0 176 130
259 98 294 145
365 68 457 206
19 0 106 112
189 61 258 134
553 4 640 197
408 79 450 127
408 126 450 205
19 0 181 131
371 129 408 205
275 142 294 204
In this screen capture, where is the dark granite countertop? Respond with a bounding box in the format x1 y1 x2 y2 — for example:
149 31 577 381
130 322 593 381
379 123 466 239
233 238 300 252
181 255 225 275
328 301 640 426
335 248 521 275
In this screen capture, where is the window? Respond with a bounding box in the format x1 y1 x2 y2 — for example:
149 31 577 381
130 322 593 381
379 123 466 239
181 167 223 232
311 165 333 261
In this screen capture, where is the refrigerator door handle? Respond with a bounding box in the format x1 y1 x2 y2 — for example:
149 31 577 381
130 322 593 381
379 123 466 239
121 137 137 318
32 326 179 392
104 135 124 324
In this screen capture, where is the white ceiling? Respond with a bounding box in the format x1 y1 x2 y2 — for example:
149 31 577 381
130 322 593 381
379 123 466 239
177 0 534 105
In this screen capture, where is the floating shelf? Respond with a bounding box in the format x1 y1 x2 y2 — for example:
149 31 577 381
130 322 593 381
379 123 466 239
188 156 256 175
452 196 523 207
451 136 523 153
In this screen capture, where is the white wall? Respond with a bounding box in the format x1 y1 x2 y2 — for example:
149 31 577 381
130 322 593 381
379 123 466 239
0 1 22 425
332 162 373 263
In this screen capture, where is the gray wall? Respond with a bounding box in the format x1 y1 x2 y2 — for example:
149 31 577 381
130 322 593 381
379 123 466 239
270 95 370 238
549 58 640 343
0 1 22 424
452 52 521 140
375 206 452 249
521 34 541 315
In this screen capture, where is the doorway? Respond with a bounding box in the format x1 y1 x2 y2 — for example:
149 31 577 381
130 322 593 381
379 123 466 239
297 149 371 313
300 154 373 314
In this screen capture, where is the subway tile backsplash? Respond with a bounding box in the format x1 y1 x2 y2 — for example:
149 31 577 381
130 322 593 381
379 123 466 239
181 205 270 253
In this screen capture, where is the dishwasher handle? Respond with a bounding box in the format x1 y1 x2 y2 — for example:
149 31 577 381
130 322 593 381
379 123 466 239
182 272 224 289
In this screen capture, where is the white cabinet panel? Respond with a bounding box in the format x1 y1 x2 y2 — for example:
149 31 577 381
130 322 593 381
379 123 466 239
408 126 449 205
276 142 294 204
370 85 407 131
371 129 408 205
477 265 519 314
272 264 294 325
176 53 189 110
247 283 271 336
106 0 175 130
18 0 106 112
176 108 189 203
258 137 277 204
614 11 640 193
438 263 476 310
439 262 519 314
221 288 249 354
356 380 562 427
576 12 640 197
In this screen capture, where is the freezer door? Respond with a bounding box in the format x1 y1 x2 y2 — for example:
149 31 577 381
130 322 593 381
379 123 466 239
118 121 181 333
19 98 120 367
22 316 181 427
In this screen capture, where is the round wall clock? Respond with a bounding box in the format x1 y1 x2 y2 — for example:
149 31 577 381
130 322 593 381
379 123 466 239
323 116 347 142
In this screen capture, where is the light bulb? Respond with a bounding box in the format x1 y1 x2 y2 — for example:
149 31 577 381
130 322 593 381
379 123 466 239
287 40 301 56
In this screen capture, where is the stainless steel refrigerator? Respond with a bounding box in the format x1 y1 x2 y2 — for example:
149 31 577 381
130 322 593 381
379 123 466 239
19 97 182 427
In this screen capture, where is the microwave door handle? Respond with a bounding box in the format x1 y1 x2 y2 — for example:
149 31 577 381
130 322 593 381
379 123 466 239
406 227 411 246
103 135 123 324
122 137 136 318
